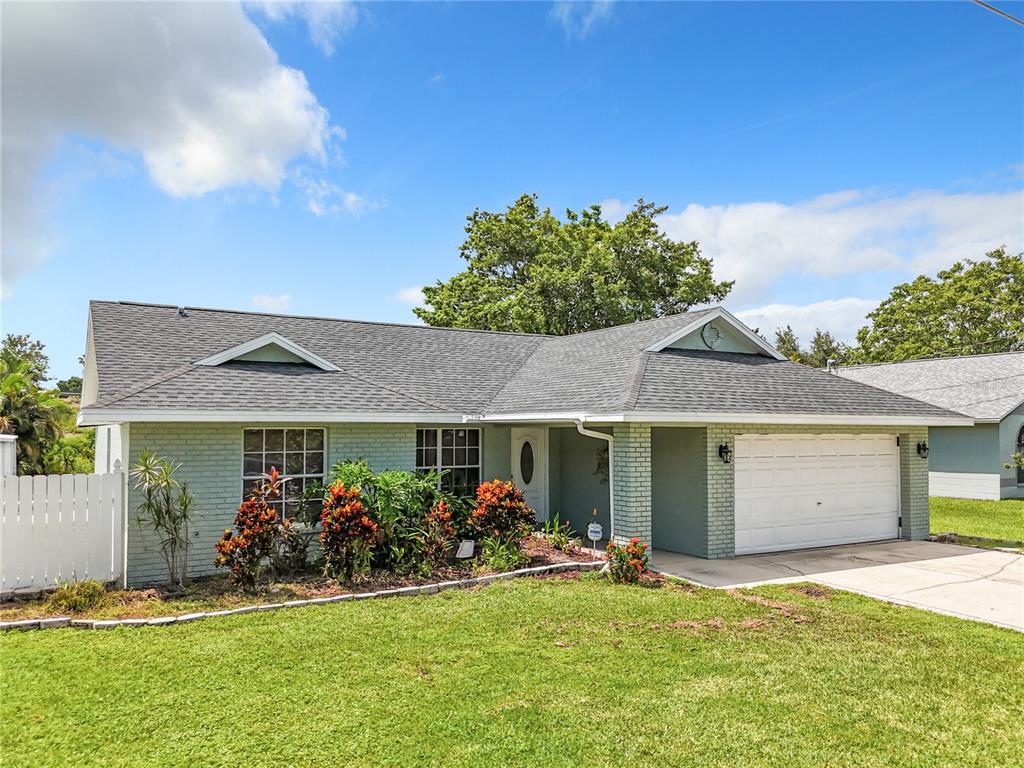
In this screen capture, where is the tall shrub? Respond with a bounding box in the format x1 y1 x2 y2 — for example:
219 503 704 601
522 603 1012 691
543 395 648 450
319 481 380 581
130 451 194 587
214 468 284 587
421 499 456 566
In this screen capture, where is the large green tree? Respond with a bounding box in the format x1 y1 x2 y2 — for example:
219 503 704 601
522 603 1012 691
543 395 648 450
773 326 848 368
415 194 733 334
853 248 1024 363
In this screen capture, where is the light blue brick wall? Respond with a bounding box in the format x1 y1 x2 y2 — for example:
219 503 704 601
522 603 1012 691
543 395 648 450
611 424 651 545
125 422 415 586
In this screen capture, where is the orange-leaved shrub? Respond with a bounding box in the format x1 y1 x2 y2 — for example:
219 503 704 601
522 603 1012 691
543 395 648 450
468 479 534 545
214 468 283 587
421 499 457 565
606 537 649 584
319 480 380 581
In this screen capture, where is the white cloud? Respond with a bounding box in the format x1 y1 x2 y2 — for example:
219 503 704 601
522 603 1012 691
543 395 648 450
1 2 346 291
551 1 614 40
248 1 357 57
252 293 291 312
658 186 1023 306
427 73 446 87
295 171 382 216
735 298 880 344
396 286 425 306
598 197 628 224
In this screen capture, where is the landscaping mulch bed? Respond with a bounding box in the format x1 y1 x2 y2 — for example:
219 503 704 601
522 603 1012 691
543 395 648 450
0 536 603 623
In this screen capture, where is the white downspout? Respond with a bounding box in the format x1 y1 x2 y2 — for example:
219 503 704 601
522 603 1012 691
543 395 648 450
575 418 614 543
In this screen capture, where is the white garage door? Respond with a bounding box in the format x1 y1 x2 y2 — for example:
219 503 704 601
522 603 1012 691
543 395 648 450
734 434 900 555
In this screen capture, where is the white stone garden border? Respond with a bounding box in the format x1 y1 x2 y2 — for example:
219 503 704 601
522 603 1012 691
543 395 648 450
0 560 606 632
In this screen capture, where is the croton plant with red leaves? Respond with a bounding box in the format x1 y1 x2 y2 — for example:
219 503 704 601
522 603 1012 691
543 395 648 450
319 480 380 581
214 467 283 587
468 479 535 545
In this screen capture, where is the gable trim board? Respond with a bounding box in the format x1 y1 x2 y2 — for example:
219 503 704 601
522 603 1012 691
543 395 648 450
195 332 340 371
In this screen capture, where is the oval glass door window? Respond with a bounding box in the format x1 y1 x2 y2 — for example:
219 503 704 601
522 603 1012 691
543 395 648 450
520 441 534 485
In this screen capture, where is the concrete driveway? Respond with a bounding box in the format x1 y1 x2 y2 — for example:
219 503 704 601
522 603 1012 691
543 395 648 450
651 540 1024 631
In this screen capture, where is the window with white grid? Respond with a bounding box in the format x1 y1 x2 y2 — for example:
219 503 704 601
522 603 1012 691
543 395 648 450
242 428 325 517
416 427 481 496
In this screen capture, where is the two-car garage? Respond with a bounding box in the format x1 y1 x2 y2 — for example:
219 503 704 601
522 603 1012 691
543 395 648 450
733 433 901 555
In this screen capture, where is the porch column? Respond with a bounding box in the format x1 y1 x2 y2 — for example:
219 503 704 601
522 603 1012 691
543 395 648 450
899 428 930 540
705 426 737 558
612 424 651 545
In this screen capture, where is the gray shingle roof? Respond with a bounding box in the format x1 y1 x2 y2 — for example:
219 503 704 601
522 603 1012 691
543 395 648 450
88 301 543 413
484 309 718 413
635 350 957 417
836 352 1024 421
83 300 966 423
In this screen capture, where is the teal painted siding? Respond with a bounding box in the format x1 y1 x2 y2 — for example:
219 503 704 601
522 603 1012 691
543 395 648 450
929 411 1024 499
549 427 610 537
651 427 708 557
929 425 999 474
482 424 511 482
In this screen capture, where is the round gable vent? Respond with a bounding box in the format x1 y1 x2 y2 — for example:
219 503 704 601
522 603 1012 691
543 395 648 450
701 322 722 350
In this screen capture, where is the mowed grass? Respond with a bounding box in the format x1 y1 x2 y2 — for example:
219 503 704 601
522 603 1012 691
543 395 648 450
2 578 1022 768
931 496 1024 544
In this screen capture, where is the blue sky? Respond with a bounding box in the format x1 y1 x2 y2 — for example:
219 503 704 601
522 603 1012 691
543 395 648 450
2 1 1022 382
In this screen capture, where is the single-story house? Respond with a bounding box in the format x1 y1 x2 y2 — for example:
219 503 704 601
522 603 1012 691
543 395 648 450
79 300 970 585
836 352 1024 500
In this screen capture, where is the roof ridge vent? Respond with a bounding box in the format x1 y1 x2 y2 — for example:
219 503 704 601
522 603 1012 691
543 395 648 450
177 306 187 318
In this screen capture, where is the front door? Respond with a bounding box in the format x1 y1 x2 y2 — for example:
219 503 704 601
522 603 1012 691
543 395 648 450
511 427 548 522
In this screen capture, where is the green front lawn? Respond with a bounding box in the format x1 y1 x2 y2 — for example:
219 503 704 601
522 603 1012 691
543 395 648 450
3 577 1022 767
931 496 1024 545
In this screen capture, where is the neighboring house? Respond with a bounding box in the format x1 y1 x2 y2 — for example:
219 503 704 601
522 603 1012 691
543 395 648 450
836 352 1024 501
79 301 969 585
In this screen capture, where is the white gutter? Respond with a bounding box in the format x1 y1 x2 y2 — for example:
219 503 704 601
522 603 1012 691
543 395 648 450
469 411 973 427
574 418 614 544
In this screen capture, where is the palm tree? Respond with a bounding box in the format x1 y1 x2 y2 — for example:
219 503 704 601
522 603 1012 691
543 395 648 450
0 350 70 474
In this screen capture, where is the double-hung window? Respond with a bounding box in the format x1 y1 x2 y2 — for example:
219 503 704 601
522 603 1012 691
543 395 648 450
243 428 325 516
416 427 481 496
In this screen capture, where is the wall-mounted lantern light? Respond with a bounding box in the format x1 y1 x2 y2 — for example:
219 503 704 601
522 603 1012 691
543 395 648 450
916 442 929 459
718 443 733 464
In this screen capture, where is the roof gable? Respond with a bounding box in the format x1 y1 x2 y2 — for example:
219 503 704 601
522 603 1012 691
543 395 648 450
196 332 340 371
644 308 785 360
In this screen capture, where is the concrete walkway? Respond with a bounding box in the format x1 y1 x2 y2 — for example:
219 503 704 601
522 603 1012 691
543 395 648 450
651 540 1024 631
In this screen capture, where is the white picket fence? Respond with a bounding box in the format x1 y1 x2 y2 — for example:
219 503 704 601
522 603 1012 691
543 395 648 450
0 472 125 594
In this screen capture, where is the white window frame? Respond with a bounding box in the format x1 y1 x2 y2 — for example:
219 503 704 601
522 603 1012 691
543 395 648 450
416 427 482 496
241 427 327 516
